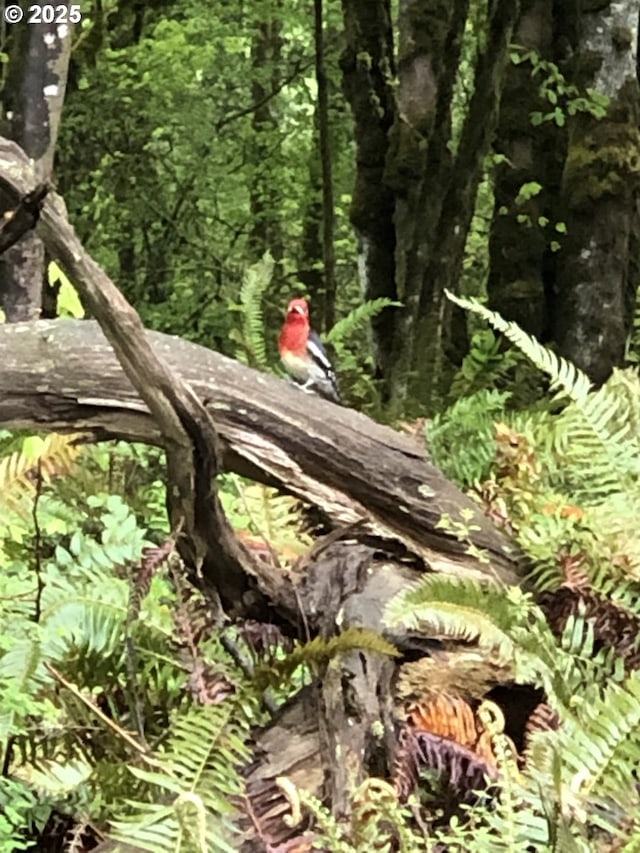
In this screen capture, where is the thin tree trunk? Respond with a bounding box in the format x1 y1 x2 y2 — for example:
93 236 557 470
248 11 284 263
315 0 337 331
554 1 640 383
0 5 72 321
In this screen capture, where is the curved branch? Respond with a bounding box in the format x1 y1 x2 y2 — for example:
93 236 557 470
0 137 255 608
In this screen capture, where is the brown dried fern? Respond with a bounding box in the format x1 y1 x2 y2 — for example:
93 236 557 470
0 432 84 514
393 726 497 802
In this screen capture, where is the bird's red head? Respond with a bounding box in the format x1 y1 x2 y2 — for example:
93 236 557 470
285 298 309 321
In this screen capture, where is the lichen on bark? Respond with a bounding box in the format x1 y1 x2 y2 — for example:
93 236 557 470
554 0 640 383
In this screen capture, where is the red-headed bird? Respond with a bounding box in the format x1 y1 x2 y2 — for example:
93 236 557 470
278 298 341 403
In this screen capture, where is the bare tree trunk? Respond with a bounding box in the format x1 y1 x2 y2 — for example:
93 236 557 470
248 10 284 263
0 6 72 321
315 0 337 332
340 0 397 379
554 0 640 383
415 0 520 404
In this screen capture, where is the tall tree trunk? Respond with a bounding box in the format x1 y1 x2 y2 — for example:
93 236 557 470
488 0 556 339
385 0 470 413
340 0 397 378
554 1 640 383
0 7 72 321
415 0 520 405
315 0 337 332
248 10 284 264
298 151 324 309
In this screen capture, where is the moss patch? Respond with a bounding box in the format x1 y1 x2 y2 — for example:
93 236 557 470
563 82 640 207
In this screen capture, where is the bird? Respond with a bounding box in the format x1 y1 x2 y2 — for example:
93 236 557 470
278 297 341 403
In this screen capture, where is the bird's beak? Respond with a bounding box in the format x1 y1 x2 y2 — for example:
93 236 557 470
290 305 305 315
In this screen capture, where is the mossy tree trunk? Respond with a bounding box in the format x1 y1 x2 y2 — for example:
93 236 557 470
554 1 640 383
412 0 520 407
339 0 398 380
340 0 520 414
487 0 558 340
385 0 470 413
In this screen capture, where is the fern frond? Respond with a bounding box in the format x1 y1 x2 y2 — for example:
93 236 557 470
524 673 640 830
232 252 274 369
447 292 640 501
111 702 250 853
225 477 311 558
429 389 511 487
0 432 84 515
384 575 527 644
446 292 592 402
394 726 496 802
255 627 399 691
325 298 400 347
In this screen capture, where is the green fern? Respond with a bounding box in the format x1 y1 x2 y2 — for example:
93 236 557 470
220 475 311 557
429 389 512 487
0 432 84 516
325 297 400 348
446 292 592 403
446 292 640 502
523 673 640 835
383 575 620 710
255 627 399 692
229 251 274 369
449 328 523 400
110 702 251 853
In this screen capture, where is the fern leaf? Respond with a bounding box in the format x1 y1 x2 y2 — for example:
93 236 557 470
226 477 311 557
447 292 640 501
255 627 399 691
446 292 593 403
111 703 250 853
325 298 400 347
233 252 274 369
0 432 84 515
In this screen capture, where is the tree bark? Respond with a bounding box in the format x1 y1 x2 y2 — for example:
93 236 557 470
417 0 520 381
0 7 72 321
248 9 284 264
554 1 640 383
385 0 470 412
315 0 338 332
488 0 556 340
340 0 398 378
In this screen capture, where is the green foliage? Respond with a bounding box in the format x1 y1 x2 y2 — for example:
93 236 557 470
228 252 275 368
254 627 399 693
0 777 50 852
446 292 640 502
283 781 431 852
429 388 511 487
510 46 610 127
56 0 357 350
111 703 251 853
325 297 400 410
324 297 400 348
